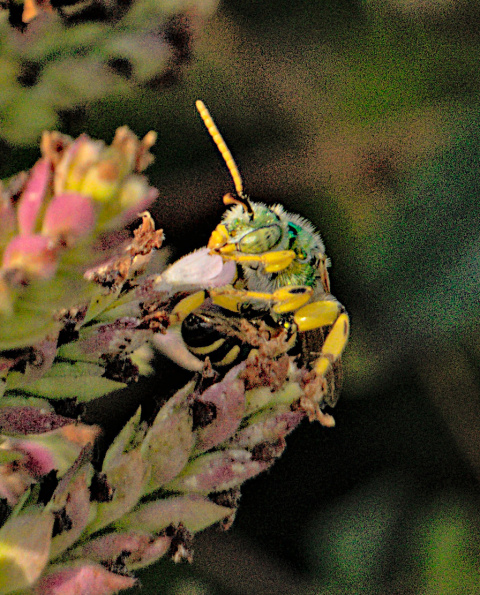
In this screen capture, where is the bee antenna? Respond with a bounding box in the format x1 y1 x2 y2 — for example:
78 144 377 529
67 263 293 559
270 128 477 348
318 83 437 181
223 192 255 216
196 100 245 199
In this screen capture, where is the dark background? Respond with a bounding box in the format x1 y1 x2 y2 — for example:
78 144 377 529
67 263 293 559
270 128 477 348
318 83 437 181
134 2 480 592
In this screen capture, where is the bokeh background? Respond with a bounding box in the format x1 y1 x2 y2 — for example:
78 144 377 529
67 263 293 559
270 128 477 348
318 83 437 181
2 0 480 592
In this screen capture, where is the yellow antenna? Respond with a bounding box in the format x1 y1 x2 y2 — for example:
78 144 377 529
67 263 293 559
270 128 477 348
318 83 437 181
195 100 244 198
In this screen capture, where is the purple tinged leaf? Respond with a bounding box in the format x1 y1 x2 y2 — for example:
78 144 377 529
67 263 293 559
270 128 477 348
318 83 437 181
118 494 234 534
49 464 94 559
17 158 52 236
70 532 171 571
0 406 71 435
0 510 54 593
33 562 137 595
228 409 304 449
89 447 147 534
141 382 195 494
165 449 272 495
195 364 246 452
42 193 96 245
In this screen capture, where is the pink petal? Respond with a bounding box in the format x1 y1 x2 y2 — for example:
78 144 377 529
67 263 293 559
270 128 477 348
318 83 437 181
17 158 52 235
2 234 57 279
42 192 96 244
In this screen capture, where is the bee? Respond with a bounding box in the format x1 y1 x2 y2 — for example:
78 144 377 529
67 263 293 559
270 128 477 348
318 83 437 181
156 101 349 419
160 101 349 418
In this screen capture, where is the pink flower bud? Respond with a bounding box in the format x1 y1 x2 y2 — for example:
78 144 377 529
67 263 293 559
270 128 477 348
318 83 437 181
42 192 96 245
2 234 57 279
17 158 52 236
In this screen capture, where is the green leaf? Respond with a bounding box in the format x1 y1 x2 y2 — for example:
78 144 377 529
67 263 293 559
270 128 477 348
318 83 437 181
17 362 126 401
0 509 54 594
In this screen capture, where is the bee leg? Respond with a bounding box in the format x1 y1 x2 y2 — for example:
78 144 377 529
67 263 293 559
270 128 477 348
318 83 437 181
293 298 343 331
215 249 297 273
169 291 207 324
312 312 350 378
153 291 208 372
210 285 313 314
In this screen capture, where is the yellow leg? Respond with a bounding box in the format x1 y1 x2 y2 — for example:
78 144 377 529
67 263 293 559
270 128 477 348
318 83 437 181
293 299 342 332
313 312 350 377
214 248 297 273
169 291 206 324
209 285 313 314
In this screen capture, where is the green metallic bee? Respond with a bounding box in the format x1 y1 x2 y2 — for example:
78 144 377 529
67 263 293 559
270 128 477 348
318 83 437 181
169 101 349 418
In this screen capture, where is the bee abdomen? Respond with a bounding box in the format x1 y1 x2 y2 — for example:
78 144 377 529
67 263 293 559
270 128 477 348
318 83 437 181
181 312 251 369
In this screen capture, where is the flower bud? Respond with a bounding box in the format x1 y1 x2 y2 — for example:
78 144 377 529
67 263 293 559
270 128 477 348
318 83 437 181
42 193 96 246
2 235 57 280
16 158 52 236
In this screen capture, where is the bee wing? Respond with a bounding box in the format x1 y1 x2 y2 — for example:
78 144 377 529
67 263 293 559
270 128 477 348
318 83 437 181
317 254 331 294
299 326 343 408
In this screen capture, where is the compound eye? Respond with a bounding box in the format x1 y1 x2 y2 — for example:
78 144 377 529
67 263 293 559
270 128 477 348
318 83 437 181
238 224 282 254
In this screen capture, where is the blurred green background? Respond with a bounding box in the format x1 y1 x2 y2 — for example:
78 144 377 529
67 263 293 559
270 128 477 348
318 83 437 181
3 0 480 592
